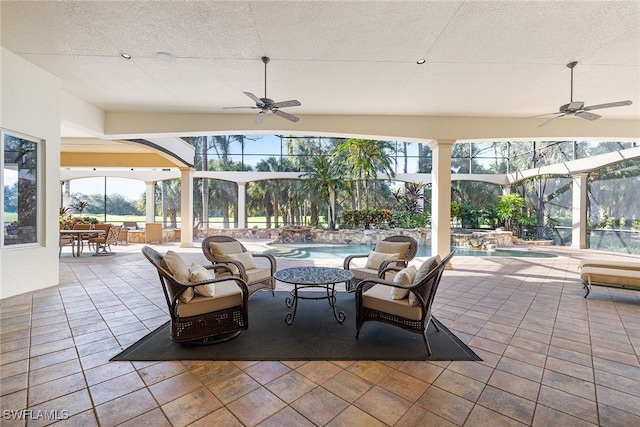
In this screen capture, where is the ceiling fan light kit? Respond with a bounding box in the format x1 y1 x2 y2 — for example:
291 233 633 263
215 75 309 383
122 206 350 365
223 56 301 123
534 61 632 127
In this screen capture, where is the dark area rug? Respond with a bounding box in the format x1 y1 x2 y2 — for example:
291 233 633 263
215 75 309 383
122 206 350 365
112 291 481 362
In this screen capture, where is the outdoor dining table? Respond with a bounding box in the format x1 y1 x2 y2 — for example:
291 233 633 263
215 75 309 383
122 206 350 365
60 229 104 257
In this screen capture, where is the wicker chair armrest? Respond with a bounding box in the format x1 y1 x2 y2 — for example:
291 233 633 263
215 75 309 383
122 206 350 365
355 277 405 292
186 274 250 295
344 253 368 269
251 253 277 274
204 263 234 276
355 277 428 307
378 258 409 273
378 265 404 278
213 259 248 279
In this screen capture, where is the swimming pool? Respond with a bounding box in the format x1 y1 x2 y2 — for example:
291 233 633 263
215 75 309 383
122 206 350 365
263 244 557 260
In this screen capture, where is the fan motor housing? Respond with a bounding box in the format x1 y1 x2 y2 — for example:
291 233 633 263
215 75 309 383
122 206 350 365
560 101 585 113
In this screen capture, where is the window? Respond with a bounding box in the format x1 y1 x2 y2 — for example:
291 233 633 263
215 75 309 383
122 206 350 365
2 129 41 247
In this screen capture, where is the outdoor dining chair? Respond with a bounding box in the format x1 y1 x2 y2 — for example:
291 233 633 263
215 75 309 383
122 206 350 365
89 225 121 254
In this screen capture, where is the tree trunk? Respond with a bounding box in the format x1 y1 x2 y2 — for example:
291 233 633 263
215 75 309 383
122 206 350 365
161 181 168 227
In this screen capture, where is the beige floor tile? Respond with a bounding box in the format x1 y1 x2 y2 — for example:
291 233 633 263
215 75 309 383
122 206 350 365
291 387 349 426
161 387 223 427
354 385 412 425
1 244 638 427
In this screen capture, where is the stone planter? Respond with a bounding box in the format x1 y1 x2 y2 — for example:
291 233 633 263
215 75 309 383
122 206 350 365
199 226 524 249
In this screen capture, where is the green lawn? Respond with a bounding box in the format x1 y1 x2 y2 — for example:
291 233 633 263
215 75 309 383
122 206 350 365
84 214 323 229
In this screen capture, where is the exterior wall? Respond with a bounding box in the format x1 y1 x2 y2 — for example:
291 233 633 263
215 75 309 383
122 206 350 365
1 48 62 298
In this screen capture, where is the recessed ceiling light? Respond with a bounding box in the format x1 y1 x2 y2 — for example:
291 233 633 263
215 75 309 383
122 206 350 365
155 51 173 62
120 53 132 60
416 59 426 65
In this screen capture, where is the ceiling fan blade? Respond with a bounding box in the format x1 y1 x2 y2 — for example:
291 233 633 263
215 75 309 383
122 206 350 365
254 111 266 124
222 106 258 109
583 100 632 111
528 112 561 118
273 109 300 123
575 111 601 121
243 91 262 104
538 114 566 128
271 99 301 109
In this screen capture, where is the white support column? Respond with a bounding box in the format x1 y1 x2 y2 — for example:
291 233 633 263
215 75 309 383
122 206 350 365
62 180 71 208
237 182 246 229
180 169 194 247
502 185 511 195
145 181 155 223
572 173 588 249
430 139 455 261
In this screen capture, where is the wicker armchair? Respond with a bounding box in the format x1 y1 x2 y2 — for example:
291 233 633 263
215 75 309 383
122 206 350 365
355 250 456 356
343 235 418 292
202 235 276 298
142 246 249 343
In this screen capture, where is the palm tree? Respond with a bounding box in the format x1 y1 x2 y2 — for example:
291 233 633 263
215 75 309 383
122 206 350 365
334 138 396 209
254 157 282 227
300 154 343 229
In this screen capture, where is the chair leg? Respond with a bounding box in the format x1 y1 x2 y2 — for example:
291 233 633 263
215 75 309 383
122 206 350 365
423 332 432 356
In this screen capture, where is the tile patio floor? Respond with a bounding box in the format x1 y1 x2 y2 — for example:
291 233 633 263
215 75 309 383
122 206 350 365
1 240 639 426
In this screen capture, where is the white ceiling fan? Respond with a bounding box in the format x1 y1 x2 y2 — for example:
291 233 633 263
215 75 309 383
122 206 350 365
223 56 301 124
533 61 632 127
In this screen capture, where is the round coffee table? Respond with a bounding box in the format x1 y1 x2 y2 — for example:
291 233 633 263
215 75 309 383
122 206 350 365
274 266 354 325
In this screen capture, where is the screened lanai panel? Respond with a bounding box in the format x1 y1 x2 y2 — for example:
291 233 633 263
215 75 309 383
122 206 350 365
196 178 238 229
588 159 640 254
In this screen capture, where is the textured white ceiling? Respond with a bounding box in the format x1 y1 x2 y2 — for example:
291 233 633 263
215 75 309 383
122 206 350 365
2 0 639 125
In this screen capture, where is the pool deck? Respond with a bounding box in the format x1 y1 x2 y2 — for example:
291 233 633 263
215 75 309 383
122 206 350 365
2 239 639 426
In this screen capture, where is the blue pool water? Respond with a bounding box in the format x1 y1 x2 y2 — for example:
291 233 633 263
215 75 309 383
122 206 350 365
263 244 557 260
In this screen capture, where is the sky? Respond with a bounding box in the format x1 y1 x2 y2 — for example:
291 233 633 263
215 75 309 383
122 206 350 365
70 177 146 201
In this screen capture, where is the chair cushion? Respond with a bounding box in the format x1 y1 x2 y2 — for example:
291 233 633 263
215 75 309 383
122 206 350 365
163 250 190 281
163 251 193 303
190 263 214 297
413 255 441 285
246 267 272 283
177 280 243 317
208 241 244 259
226 252 257 275
409 256 441 306
351 267 395 281
390 265 417 300
364 251 401 270
580 266 640 288
375 240 410 255
362 284 423 321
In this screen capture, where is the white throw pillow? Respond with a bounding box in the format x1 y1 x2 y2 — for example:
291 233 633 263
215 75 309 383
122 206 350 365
375 240 410 256
226 252 257 275
163 251 193 303
364 251 401 270
190 263 215 297
208 241 244 259
390 265 417 300
409 256 441 306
